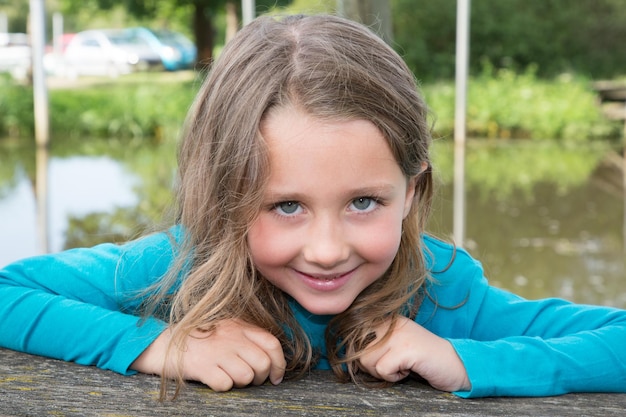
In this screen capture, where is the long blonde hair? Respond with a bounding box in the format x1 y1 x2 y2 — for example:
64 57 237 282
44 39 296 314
159 14 433 395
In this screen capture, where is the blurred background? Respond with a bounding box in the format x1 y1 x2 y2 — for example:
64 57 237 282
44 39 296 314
1 0 625 307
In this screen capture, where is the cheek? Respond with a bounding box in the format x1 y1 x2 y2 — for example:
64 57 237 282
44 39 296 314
247 216 295 268
357 217 403 266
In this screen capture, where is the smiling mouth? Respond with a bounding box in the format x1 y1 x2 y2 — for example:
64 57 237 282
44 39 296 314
299 268 357 281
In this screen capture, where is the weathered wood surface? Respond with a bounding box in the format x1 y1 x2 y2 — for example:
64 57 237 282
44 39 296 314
593 81 626 102
1 348 625 417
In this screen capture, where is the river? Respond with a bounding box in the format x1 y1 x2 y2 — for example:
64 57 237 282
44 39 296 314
0 136 624 307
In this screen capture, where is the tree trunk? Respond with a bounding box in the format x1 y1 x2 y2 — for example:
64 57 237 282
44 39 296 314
193 1 214 69
225 0 238 43
337 0 393 44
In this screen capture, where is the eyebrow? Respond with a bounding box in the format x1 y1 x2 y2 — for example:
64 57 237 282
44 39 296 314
265 184 398 201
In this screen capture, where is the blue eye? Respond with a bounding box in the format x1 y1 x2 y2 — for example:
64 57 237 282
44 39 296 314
350 197 377 212
275 201 301 216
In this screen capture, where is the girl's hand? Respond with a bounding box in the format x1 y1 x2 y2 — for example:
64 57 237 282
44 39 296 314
358 316 470 393
131 319 286 391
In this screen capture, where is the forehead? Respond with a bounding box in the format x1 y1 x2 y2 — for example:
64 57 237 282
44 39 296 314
260 106 406 195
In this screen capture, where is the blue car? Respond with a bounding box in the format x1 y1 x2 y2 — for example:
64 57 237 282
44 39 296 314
127 27 197 71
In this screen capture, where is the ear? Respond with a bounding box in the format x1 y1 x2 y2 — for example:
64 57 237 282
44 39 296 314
402 162 428 219
402 176 417 219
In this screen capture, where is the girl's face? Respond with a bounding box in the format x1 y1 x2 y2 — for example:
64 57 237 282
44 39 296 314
248 106 417 315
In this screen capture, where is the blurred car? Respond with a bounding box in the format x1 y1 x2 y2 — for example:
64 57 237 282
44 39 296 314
58 29 163 78
0 33 31 80
49 33 76 54
126 27 196 71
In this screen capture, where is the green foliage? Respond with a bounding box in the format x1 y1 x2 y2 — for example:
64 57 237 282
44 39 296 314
7 0 626 80
0 0 29 32
422 66 621 141
0 73 199 141
392 0 626 80
0 74 34 137
0 70 620 142
265 0 336 14
47 73 199 140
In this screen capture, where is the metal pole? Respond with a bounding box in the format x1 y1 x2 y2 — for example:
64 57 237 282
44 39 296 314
453 0 470 247
242 0 255 26
29 0 50 254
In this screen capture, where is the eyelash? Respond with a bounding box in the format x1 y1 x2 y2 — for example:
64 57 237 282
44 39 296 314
269 196 385 218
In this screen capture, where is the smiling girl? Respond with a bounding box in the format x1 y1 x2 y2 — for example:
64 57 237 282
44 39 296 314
1 14 625 399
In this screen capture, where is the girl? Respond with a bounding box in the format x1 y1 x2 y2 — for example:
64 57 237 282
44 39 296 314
1 14 625 399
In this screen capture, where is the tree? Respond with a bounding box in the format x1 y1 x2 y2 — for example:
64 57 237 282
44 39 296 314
391 0 626 80
337 0 392 44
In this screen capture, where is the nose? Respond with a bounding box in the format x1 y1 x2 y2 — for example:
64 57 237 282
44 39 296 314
302 216 350 268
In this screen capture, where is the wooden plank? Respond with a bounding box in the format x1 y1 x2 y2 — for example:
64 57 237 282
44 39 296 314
593 81 626 102
1 348 625 416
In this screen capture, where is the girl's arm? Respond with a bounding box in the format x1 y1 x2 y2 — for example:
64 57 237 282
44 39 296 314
0 230 177 375
448 282 626 398
419 238 626 398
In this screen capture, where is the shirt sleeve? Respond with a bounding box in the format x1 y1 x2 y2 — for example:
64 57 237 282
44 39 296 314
454 285 626 397
0 229 180 375
421 239 626 398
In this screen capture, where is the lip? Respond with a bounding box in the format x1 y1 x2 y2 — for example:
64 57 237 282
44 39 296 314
293 267 358 292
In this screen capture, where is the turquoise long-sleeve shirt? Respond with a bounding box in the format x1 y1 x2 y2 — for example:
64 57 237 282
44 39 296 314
1 226 625 398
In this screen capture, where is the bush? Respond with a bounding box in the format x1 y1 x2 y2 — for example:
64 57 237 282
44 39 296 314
422 65 621 141
0 72 200 141
0 74 35 137
0 71 620 142
49 76 199 140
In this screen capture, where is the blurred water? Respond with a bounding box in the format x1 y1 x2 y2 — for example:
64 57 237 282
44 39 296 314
0 156 137 265
430 177 626 308
0 138 624 307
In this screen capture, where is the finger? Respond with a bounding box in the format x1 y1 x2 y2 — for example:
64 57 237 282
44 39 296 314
235 346 273 386
374 355 412 382
244 329 286 385
218 356 257 389
203 365 235 392
358 346 386 380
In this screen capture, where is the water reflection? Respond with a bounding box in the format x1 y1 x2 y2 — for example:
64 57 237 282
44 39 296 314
0 153 137 265
429 141 625 308
35 145 49 254
0 137 624 307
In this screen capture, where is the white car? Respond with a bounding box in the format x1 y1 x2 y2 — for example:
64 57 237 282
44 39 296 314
0 33 31 80
58 29 162 78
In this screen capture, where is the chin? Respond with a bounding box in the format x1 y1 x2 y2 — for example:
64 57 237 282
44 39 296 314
299 299 352 316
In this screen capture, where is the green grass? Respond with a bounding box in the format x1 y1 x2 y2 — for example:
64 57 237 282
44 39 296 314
0 69 621 142
0 71 201 140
